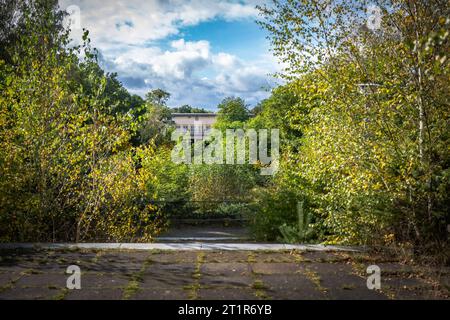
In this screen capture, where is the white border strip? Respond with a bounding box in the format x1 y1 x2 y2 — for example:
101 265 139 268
0 243 363 252
156 237 249 241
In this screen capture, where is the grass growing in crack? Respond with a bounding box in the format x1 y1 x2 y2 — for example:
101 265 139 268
252 280 269 300
52 288 69 300
198 252 205 263
47 284 60 290
0 282 13 293
255 290 269 300
192 252 205 279
92 251 105 263
249 263 270 299
252 279 267 290
304 268 328 294
184 283 201 300
122 256 153 300
1 272 27 291
291 251 311 263
251 269 263 276
123 280 140 300
247 253 257 263
263 257 281 263
21 269 43 275
150 249 167 255
184 252 205 300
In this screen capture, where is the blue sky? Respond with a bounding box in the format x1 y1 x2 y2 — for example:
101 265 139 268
59 0 282 110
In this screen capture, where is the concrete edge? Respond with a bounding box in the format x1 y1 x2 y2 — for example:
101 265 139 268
0 243 365 252
156 237 250 241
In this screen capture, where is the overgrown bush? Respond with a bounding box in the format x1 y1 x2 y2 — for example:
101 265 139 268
255 0 450 256
188 164 258 204
249 186 299 241
75 151 167 242
0 2 165 242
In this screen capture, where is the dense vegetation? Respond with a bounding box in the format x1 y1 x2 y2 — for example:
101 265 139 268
0 0 448 260
0 0 166 242
253 0 449 258
0 1 256 242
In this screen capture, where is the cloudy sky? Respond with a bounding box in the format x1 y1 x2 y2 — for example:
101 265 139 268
59 0 282 110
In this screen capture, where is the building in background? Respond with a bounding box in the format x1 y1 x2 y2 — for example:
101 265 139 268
171 113 218 140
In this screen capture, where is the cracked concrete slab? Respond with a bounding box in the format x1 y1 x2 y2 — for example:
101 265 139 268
0 248 447 300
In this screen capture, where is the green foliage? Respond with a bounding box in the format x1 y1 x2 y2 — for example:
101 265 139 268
249 186 299 241
215 97 250 130
278 202 315 244
256 0 450 252
78 151 167 242
136 103 173 146
249 85 302 151
139 145 190 203
1 0 448 257
0 1 165 242
172 105 211 114
135 88 174 146
189 164 258 203
145 89 170 106
215 202 252 218
186 164 259 217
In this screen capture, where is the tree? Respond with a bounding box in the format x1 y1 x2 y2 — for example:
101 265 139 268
249 85 302 151
214 97 250 132
135 89 173 146
257 0 450 249
0 0 65 64
0 1 164 242
146 88 170 106
172 104 211 113
217 97 250 122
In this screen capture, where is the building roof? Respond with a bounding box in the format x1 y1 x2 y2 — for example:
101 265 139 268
172 113 217 117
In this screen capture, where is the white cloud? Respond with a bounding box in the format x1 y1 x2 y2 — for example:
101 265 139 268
106 38 279 108
212 52 241 69
59 0 259 46
113 39 210 80
59 0 280 108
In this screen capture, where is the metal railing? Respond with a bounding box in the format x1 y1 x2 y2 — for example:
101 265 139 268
148 200 254 222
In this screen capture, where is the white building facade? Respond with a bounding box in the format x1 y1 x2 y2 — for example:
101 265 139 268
172 113 218 140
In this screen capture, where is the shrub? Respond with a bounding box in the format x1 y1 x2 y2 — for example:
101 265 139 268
249 187 299 241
